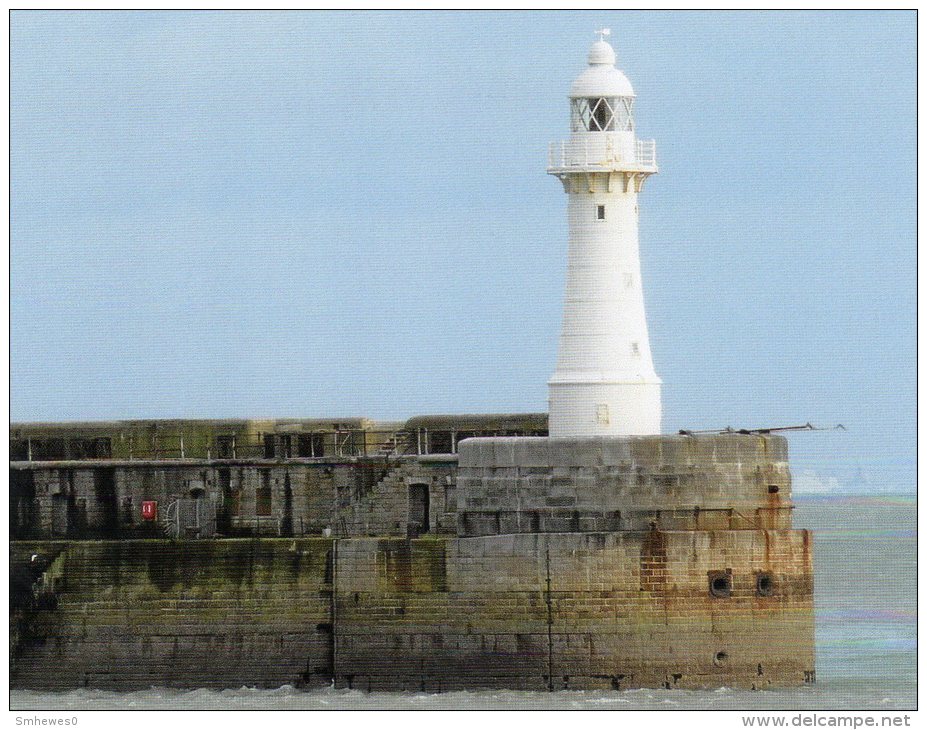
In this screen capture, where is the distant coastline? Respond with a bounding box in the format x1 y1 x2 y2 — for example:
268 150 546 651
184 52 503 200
792 493 915 503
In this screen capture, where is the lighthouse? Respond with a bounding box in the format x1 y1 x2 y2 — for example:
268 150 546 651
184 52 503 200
547 30 661 438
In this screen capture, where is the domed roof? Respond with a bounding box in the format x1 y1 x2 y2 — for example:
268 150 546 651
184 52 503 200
569 36 635 98
587 40 615 65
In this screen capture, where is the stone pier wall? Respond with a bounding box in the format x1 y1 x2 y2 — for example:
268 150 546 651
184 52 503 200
12 539 336 690
457 435 793 536
11 531 813 691
10 433 815 692
11 457 457 540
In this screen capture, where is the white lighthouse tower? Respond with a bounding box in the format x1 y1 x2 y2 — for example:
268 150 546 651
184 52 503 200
547 30 662 438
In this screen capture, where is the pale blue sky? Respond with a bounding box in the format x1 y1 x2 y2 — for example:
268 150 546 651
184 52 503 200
11 11 915 491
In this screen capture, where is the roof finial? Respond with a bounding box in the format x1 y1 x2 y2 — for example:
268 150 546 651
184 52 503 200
595 27 611 43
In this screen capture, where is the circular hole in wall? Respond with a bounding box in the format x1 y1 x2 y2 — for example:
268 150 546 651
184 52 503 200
756 573 774 596
713 651 728 668
709 574 731 598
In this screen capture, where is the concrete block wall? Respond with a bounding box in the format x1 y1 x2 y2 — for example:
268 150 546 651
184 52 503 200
333 529 813 691
12 458 458 540
456 435 793 536
12 539 336 690
11 529 813 692
335 530 814 691
19 464 343 538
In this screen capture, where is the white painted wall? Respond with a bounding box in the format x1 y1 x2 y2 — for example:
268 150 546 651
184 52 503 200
547 36 661 437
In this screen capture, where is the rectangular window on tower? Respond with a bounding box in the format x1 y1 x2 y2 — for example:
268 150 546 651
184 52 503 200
596 204 606 221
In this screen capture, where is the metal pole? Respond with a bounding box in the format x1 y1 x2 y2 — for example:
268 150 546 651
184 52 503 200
331 539 339 687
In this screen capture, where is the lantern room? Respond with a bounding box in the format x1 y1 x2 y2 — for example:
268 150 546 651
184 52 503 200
568 30 636 135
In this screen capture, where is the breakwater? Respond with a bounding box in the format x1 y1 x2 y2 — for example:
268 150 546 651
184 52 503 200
11 527 812 692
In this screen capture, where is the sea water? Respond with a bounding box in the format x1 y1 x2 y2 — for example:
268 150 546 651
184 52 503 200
11 496 916 711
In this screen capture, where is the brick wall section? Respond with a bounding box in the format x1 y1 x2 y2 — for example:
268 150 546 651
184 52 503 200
456 435 792 536
11 530 812 691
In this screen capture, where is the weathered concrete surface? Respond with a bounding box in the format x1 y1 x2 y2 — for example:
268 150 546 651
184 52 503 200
9 433 814 692
457 435 793 536
11 531 813 691
11 539 336 690
13 434 791 541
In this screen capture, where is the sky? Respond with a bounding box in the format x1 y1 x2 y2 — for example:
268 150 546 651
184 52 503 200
10 11 915 493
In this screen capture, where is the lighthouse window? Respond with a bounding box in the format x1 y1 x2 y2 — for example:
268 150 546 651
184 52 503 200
631 342 640 356
595 404 610 425
623 273 633 288
596 205 606 220
592 98 613 131
571 96 634 133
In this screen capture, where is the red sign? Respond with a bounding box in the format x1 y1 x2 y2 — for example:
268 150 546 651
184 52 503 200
141 501 158 521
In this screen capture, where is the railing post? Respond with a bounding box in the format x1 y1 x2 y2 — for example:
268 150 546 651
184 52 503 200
560 140 565 167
